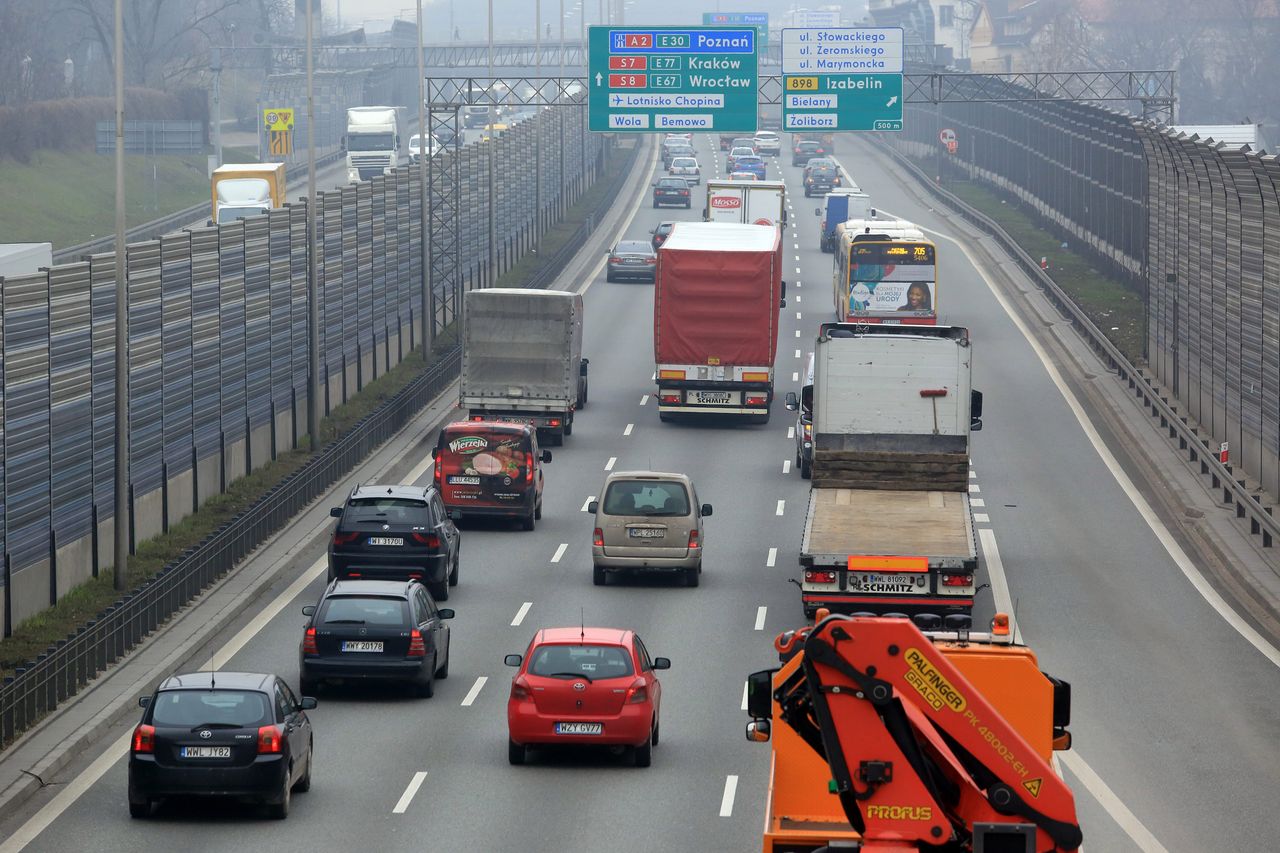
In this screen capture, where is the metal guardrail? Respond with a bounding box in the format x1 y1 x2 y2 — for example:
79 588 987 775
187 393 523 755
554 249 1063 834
878 144 1280 550
0 136 640 751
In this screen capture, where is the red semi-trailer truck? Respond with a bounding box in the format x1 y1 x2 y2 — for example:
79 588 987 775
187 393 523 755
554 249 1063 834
653 222 785 424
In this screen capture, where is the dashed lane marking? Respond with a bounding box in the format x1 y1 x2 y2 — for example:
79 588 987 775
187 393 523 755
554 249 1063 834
974 513 990 523
767 547 777 567
624 423 634 436
511 602 533 626
640 394 649 406
393 771 429 814
776 500 786 516
782 460 791 474
754 606 767 631
719 775 739 817
605 456 617 471
787 426 795 439
969 483 981 493
551 543 568 563
461 676 488 707
971 497 985 507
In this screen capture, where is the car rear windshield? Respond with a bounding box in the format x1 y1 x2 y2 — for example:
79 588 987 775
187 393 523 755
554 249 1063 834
529 644 634 679
344 497 430 526
320 596 408 626
672 158 697 167
658 179 687 188
738 157 763 166
800 142 820 150
602 480 691 516
616 241 652 254
151 689 271 728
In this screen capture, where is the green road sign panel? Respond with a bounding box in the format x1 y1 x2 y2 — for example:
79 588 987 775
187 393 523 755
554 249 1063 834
781 27 904 132
588 25 759 133
702 12 769 47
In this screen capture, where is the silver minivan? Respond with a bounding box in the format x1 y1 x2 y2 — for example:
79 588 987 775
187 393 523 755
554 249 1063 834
589 471 712 587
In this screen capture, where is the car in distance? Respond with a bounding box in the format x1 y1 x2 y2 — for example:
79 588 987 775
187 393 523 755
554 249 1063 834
650 221 675 250
662 142 695 169
299 579 453 698
407 133 439 164
804 162 842 196
726 145 755 172
753 130 781 156
652 177 692 209
129 671 316 819
733 154 768 180
327 483 460 602
668 156 701 184
589 471 712 587
731 136 757 153
505 627 670 767
607 239 658 282
792 139 825 166
728 170 759 181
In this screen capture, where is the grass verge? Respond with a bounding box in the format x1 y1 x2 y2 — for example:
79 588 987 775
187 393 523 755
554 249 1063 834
942 179 1146 363
0 144 634 680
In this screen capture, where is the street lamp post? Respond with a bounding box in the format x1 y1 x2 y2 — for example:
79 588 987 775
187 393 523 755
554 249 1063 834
416 0 432 349
487 0 496 285
535 0 542 242
113 0 129 591
305 0 321 452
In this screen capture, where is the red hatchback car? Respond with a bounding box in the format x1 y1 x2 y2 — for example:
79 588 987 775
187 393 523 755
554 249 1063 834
505 627 670 767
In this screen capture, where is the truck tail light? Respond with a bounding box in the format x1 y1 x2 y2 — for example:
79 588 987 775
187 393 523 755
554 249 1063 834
804 569 837 584
407 629 427 657
511 677 531 701
303 627 318 656
549 419 561 427
659 393 681 404
525 452 534 482
626 680 648 704
920 389 949 398
942 573 974 587
132 724 155 754
257 725 284 754
746 394 767 406
688 529 700 549
742 372 770 382
593 528 604 547
333 532 359 545
411 532 440 548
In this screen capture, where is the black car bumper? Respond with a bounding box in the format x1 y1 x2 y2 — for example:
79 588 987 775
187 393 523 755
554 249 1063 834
129 754 287 800
301 656 429 683
328 551 448 584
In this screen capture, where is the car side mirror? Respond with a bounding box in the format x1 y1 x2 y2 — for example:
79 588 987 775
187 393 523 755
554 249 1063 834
784 392 798 411
299 696 318 710
504 654 523 667
746 668 777 719
329 506 343 518
814 207 822 216
588 500 599 514
701 503 713 517
302 605 315 616
746 719 771 743
541 450 552 463
438 608 455 619
430 447 438 459
870 208 877 218
652 657 671 670
780 280 787 299
138 696 151 708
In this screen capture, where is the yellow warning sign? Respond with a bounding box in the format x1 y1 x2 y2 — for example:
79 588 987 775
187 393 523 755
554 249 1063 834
1022 777 1042 798
262 108 295 132
268 130 293 156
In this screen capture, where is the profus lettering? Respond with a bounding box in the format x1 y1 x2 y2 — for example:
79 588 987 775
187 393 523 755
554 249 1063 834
866 804 933 821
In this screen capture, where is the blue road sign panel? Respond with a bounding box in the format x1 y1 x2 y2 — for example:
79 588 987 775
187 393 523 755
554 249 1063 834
781 27 905 132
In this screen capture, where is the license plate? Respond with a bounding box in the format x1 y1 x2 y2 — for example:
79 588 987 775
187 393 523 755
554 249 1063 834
180 746 231 759
692 391 735 405
555 722 603 735
447 475 480 485
846 573 928 594
367 537 403 546
628 527 665 538
624 258 642 264
341 641 384 653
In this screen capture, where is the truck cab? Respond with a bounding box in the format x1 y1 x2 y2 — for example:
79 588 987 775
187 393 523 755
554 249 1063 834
345 106 406 182
210 163 286 225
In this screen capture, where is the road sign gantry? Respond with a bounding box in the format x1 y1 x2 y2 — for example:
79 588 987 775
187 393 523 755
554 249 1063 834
588 26 760 133
781 27 904 132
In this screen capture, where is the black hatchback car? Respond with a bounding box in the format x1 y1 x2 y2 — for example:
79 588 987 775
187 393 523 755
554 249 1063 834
129 671 316 819
804 163 841 196
652 177 691 209
300 579 453 698
650 221 675 250
607 239 658 282
328 483 461 601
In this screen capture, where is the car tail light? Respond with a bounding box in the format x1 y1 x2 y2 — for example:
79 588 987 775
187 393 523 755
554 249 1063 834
659 393 681 405
688 529 700 549
411 532 440 547
593 528 604 547
511 677 531 701
333 531 359 545
132 724 155 754
434 462 443 486
303 627 318 656
549 419 561 427
746 394 767 406
680 190 689 196
346 571 362 578
645 257 656 265
942 573 974 587
470 415 484 421
525 452 534 483
805 569 837 584
609 257 620 264
257 724 284 754
407 629 427 657
626 680 648 704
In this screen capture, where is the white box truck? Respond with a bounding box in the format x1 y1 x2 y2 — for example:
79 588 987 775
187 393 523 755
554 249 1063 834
0 243 52 278
703 179 788 230
345 106 407 182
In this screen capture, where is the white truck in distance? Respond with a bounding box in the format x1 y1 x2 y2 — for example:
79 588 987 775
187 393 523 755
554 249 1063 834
0 243 52 278
703 179 788 230
345 106 406 182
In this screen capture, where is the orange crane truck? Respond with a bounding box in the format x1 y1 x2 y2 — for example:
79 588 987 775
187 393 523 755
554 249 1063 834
745 613 1081 853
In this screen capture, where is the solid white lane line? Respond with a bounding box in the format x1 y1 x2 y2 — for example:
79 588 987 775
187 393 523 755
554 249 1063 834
605 456 617 471
405 454 436 486
460 676 488 707
792 372 799 381
978 528 1022 645
787 426 795 439
968 483 981 493
754 606 767 631
974 513 990 523
970 497 985 507
581 496 595 512
741 680 749 711
511 601 533 627
640 394 649 406
719 775 739 817
393 771 429 814
782 459 791 474
624 423 634 436
767 547 777 567
776 500 786 516
551 543 568 563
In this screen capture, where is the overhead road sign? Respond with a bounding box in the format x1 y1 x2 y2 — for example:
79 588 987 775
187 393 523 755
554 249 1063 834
781 27 904 132
588 26 760 133
702 12 769 48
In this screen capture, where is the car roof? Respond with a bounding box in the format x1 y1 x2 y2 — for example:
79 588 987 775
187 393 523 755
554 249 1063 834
158 671 276 691
535 627 633 645
350 484 429 502
327 579 415 598
441 419 533 437
604 470 693 485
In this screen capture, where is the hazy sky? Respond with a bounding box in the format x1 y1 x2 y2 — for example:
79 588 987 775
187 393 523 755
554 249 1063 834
331 0 831 40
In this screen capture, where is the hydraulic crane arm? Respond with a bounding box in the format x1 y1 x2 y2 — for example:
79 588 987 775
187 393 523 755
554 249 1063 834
773 615 1082 852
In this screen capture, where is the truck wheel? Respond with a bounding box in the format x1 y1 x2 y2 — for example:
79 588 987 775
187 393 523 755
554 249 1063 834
564 417 573 437
580 381 588 406
800 458 812 480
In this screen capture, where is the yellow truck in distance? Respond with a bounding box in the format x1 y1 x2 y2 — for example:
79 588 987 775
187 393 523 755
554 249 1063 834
210 163 287 225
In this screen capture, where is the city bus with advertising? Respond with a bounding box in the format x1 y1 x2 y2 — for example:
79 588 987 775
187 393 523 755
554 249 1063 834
832 219 936 325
